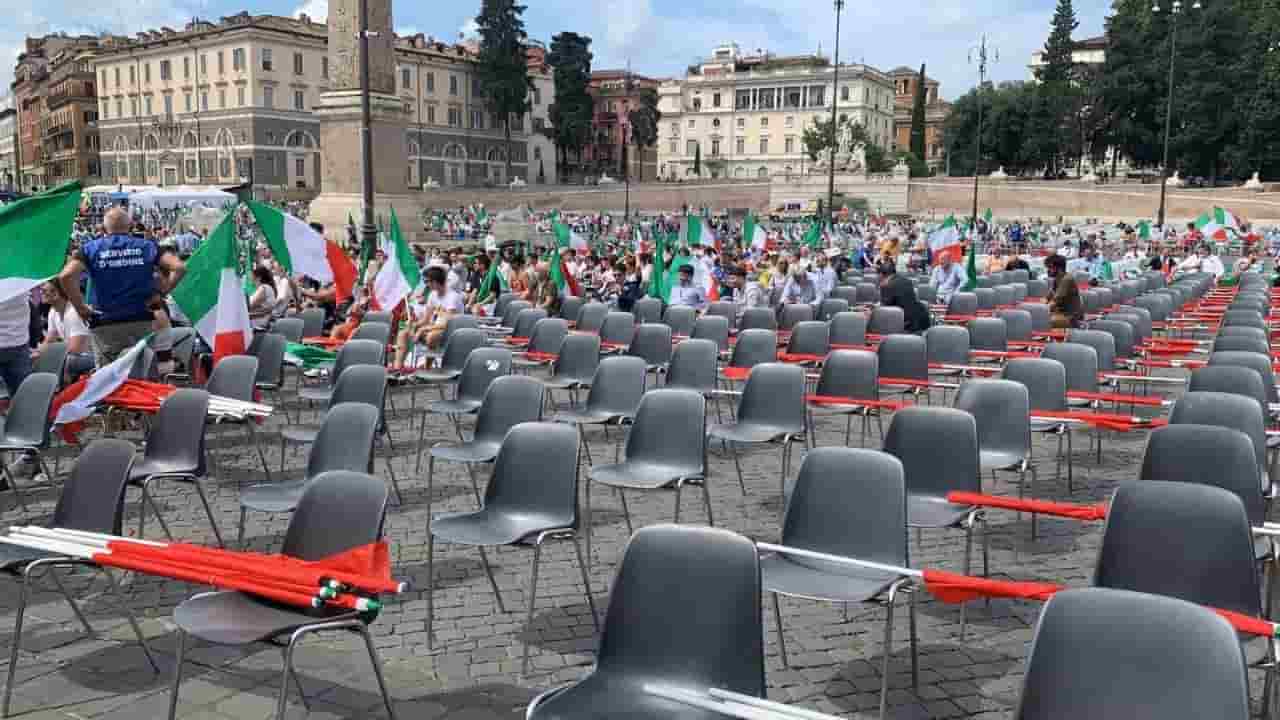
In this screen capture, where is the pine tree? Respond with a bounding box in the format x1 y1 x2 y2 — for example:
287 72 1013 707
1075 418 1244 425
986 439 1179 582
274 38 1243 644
475 0 532 182
1028 0 1080 175
908 64 928 169
547 32 594 181
627 88 661 182
693 142 702 177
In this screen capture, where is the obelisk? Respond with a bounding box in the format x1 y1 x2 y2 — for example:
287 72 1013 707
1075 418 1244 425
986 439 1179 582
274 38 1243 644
309 0 421 243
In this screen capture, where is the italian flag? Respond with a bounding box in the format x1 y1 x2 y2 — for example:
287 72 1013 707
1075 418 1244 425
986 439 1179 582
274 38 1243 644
51 336 149 431
0 180 80 303
247 200 356 303
682 213 718 250
802 221 823 249
1194 207 1241 241
962 239 979 292
171 212 253 364
475 260 508 304
1137 220 1152 240
633 226 645 254
553 220 589 252
928 215 964 264
372 208 420 311
548 247 581 298
744 213 768 251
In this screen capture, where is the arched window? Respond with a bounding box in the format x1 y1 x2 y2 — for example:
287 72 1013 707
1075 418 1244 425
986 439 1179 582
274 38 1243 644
408 140 420 156
143 134 159 151
443 143 466 160
181 131 198 149
284 130 317 149
486 147 504 163
757 166 769 178
733 166 744 178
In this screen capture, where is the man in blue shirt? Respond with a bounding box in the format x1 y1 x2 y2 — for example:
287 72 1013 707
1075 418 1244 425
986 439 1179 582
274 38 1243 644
929 250 967 303
668 264 707 310
58 208 186 369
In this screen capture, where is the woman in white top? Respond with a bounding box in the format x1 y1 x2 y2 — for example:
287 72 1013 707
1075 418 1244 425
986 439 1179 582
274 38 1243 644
248 266 277 331
37 281 94 380
271 261 295 319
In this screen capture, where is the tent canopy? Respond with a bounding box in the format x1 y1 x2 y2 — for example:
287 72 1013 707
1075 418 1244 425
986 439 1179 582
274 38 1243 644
128 187 236 212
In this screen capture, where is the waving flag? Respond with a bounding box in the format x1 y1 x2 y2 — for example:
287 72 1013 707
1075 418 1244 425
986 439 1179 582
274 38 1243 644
553 220 589 251
682 214 717 249
372 209 420 311
802 221 823 249
171 212 252 364
1136 220 1152 241
0 181 80 303
548 247 581 298
475 260 508 304
1194 207 1241 241
648 232 668 300
928 215 964 264
50 336 149 431
744 213 768 251
962 239 979 292
248 201 355 303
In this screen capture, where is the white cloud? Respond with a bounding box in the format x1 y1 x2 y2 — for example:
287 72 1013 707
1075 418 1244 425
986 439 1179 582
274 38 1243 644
459 18 478 39
293 0 328 22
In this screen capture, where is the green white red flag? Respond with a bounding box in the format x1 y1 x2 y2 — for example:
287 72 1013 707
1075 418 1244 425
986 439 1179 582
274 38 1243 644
247 200 356 303
171 212 253 364
372 208 420 311
1194 207 1242 241
0 180 80 303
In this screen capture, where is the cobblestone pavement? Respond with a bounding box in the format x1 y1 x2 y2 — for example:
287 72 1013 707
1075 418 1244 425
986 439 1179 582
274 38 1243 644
0 368 1268 720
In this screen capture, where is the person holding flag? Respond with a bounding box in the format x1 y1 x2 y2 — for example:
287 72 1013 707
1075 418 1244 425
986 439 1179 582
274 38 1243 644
667 263 707 310
391 266 463 370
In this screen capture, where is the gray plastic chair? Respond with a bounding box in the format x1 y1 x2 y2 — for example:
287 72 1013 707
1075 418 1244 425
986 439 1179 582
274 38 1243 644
1217 325 1269 344
350 323 390 362
250 333 288 394
298 339 383 409
868 306 905 336
1188 366 1269 423
0 373 57 512
830 286 858 305
1019 302 1051 333
1042 341 1099 409
128 389 223 546
663 305 697 338
1009 284 1028 304
954 379 1036 512
298 307 325 338
779 303 814 331
878 333 929 398
830 311 868 347
205 355 272 481
427 422 597 674
784 321 829 359
1013 587 1249 720
239 401 379 545
553 356 647 466
598 311 637 350
855 282 880 304
272 317 305 343
723 328 778 383
513 318 570 371
1089 319 1136 360
738 306 778 332
499 300 533 330
417 347 513 472
807 349 882 446
1 440 158 718
994 285 1016 308
1010 269 1030 284
761 447 916 718
589 389 709 558
415 328 486 385
1026 277 1049 298
1170 391 1268 495
631 296 663 325
576 302 610 334
1141 425 1267 533
1222 309 1266 330
997 309 1034 343
947 292 978 317
926 324 970 365
1067 329 1117 372
705 300 737 324
524 524 764 720
1134 294 1172 323
916 285 937 305
691 314 731 353
509 308 549 344
967 317 1008 352
666 339 720 398
32 341 67 382
543 332 601 402
628 323 674 372
362 311 393 327
168 471 396 720
1003 358 1074 490
559 296 585 324
818 298 851 322
708 363 806 495
974 287 997 311
1208 350 1280 405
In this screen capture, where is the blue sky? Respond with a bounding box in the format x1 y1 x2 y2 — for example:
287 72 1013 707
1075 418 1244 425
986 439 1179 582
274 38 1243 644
4 0 1112 99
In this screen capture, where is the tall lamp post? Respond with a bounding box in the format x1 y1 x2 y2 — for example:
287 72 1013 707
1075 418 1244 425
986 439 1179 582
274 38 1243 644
357 0 378 257
825 0 845 226
968 35 996 231
1153 0 1200 230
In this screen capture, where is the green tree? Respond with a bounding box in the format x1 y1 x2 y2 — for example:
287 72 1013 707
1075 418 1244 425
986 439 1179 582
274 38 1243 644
693 142 702 176
546 32 594 181
1026 0 1080 175
908 64 928 164
627 88 661 182
1227 0 1280 179
475 0 532 182
941 81 1039 176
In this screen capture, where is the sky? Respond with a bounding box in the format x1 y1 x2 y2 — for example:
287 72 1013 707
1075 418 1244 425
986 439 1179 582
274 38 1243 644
2 0 1113 100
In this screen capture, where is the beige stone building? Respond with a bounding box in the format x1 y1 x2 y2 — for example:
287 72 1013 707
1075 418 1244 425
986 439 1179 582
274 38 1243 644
656 43 895 181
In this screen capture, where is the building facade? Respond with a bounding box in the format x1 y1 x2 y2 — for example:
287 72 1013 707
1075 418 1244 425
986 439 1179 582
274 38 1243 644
656 43 895 181
0 95 15 190
887 66 951 170
1028 35 1107 78
584 70 659 181
91 12 546 198
11 34 104 191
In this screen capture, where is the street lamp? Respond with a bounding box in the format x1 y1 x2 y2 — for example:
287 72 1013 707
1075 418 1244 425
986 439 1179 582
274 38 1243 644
826 0 845 227
1152 0 1201 230
968 36 996 231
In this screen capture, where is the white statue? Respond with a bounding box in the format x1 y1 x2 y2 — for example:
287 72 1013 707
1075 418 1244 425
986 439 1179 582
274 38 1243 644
989 166 1008 180
509 177 527 187
1245 172 1265 191
1081 170 1100 184
1165 171 1185 187
424 177 441 188
598 173 618 185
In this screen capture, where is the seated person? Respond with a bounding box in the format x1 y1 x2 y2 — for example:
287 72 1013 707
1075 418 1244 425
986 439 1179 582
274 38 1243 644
392 266 463 369
34 281 95 381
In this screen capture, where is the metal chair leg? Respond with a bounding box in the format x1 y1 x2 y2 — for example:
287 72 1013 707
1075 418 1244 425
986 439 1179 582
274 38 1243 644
618 489 634 536
247 422 271 483
879 585 899 720
3 570 32 717
570 538 599 630
192 480 225 548
673 482 682 524
477 546 506 613
772 592 789 668
166 629 186 720
383 457 404 507
908 588 919 691
426 531 435 649
356 624 398 720
101 568 159 673
520 542 544 677
282 644 311 712
730 442 746 495
701 478 715 527
46 566 93 635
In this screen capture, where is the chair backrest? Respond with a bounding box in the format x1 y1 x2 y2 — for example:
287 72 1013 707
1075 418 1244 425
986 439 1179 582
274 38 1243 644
818 298 850 322
592 524 764 697
1221 309 1266 330
877 334 928 381
1009 283 1028 304
1171 391 1267 474
947 292 978 317
628 323 674 367
705 301 737 323
1134 294 1170 322
814 349 878 401
623 389 706 476
272 317 305 343
143 389 210 473
1088 319 1136 359
474 376 546 445
1026 278 1048 298
363 311 393 326
855 282 880 304
599 312 637 347
1002 358 1067 413
282 470 388 561
663 305 697 337
585 355 648 417
511 308 549 340
1112 306 1152 340
331 363 388 411
250 333 287 387
1213 334 1271 356
967 317 1008 352
868 306 905 335
502 300 533 329
456 347 514 404
1066 329 1117 371
350 322 391 359
666 339 719 394
1017 302 1050 333
925 325 970 365
1208 350 1280 404
915 285 937 305
829 286 858 305
1216 325 1268 343
129 346 156 380
691 314 731 352
994 285 1016 307
332 339 385 387
576 302 610 333
559 296 585 324
737 363 805 433
484 421 580 531
1141 424 1264 526
1010 269 1030 284
786 321 829 357
439 328 487 373
632 296 663 324
33 341 67 379
782 448 907 571
974 287 997 310
527 318 570 356
2 372 57 447
1095 481 1260 618
779 303 814 331
552 333 601 384
1188 366 1268 419
829 311 868 347
729 328 778 369
206 354 259 403
884 407 980 499
298 308 325 338
1041 342 1099 394
997 309 1034 342
738 307 778 332
306 401 379 477
51 439 136 535
954 379 1030 459
1014 587 1249 720
441 314 479 344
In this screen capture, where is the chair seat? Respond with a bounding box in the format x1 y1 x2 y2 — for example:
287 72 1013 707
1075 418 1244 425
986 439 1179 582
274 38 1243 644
707 422 800 445
429 399 483 416
807 403 863 418
0 543 63 571
908 495 973 529
554 409 626 426
760 554 898 603
979 450 1027 473
130 456 200 483
174 590 357 646
280 426 321 445
297 387 335 404
1068 397 1093 408
542 377 590 391
1030 419 1065 433
415 370 462 384
239 480 308 514
430 441 502 464
0 430 45 449
512 357 553 369
529 679 735 720
590 461 702 490
430 508 572 547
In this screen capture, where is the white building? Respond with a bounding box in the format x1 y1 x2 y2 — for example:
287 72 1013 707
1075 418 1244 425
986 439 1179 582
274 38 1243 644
656 43 896 181
526 63 555 184
0 94 15 190
1028 35 1106 79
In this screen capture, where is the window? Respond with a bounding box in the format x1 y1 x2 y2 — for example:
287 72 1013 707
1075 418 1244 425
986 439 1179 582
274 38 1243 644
785 137 795 153
102 102 109 119
321 57 328 79
449 75 458 95
736 117 745 129
217 51 224 75
295 157 305 179
712 92 721 108
263 86 274 108
712 118 720 128
471 110 484 129
294 90 305 110
785 116 793 128
425 72 434 92
184 93 192 112
163 95 172 116
237 86 245 106
114 67 120 86
692 97 701 111
294 52 304 75
201 54 208 76
761 117 769 128
116 99 123 117
201 158 213 176
670 122 679 136
183 57 190 79
669 140 677 153
201 93 208 111
736 90 751 110
864 87 869 102
144 96 152 115
218 89 225 108
711 140 720 156
533 146 541 160
261 49 273 71
735 138 744 154
185 159 196 177
427 105 435 124
401 67 410 89
220 158 231 177
448 107 461 127
687 118 695 129
759 138 768 154
809 87 825 107
147 160 158 177
841 85 849 101
128 66 135 84
144 63 151 83
232 48 245 71
758 167 769 178
686 140 697 155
